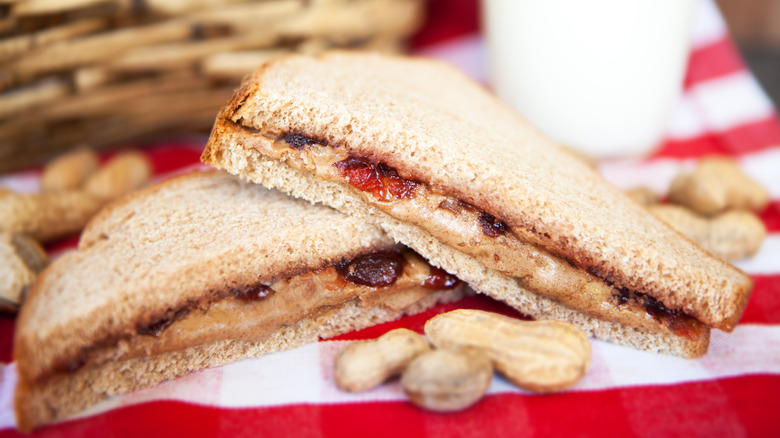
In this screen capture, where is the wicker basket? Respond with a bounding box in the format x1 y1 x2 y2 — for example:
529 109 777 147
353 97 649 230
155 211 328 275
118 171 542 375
0 0 423 172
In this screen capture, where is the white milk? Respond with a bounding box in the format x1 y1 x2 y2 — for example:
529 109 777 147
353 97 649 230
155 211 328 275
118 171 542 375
483 0 696 158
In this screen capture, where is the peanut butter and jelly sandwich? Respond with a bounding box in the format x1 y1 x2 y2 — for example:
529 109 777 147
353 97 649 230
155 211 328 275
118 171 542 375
202 51 753 359
14 170 465 431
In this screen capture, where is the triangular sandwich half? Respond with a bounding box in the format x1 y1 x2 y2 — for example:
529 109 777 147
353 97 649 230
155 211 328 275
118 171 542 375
14 170 465 431
202 52 753 359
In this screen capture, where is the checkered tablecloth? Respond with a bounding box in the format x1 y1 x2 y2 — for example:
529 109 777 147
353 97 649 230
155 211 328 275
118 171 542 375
1 0 779 436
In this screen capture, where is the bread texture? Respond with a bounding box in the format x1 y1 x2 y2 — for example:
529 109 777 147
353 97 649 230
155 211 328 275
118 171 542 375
17 286 463 431
14 170 466 431
203 140 710 359
16 170 390 382
202 51 751 338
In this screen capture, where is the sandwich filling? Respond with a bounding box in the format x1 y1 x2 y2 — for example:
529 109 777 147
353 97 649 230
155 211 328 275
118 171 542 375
44 248 460 380
227 126 705 341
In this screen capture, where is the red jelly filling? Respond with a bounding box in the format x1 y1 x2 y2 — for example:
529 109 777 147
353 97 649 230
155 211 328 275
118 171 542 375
67 357 86 373
334 157 383 193
334 157 418 201
282 133 328 149
615 288 698 340
234 284 275 301
478 212 509 237
377 163 418 199
138 309 190 337
337 251 405 287
422 266 460 289
642 295 698 340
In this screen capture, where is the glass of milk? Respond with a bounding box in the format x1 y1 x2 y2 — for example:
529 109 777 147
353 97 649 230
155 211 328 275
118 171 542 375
483 0 697 159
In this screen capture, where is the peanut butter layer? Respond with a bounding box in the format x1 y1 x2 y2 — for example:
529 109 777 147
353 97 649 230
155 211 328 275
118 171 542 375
235 125 705 340
75 250 454 373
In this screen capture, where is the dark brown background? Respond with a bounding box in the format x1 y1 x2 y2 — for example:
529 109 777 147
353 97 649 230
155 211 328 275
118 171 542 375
718 0 780 109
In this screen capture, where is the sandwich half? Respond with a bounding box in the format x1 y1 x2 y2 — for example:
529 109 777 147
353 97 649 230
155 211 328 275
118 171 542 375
202 51 754 359
14 170 466 431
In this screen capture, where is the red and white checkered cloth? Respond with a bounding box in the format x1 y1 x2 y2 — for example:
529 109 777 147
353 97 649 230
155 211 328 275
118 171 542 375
2 0 779 436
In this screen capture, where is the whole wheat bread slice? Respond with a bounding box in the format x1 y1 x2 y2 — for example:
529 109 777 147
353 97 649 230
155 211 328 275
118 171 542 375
204 139 710 358
14 170 465 431
202 51 751 346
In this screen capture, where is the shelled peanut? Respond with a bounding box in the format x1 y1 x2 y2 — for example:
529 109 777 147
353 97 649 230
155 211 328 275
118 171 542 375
648 205 766 261
85 151 152 202
669 157 769 215
335 328 430 392
0 147 152 311
626 157 769 262
402 348 493 412
333 310 592 412
40 147 99 193
0 232 49 313
0 191 103 243
0 149 152 243
625 187 660 206
425 309 591 394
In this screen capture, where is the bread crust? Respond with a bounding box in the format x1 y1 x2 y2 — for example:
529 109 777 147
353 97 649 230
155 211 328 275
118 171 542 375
14 171 395 384
206 118 713 340
15 287 466 432
202 134 710 359
203 51 752 331
14 170 470 431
